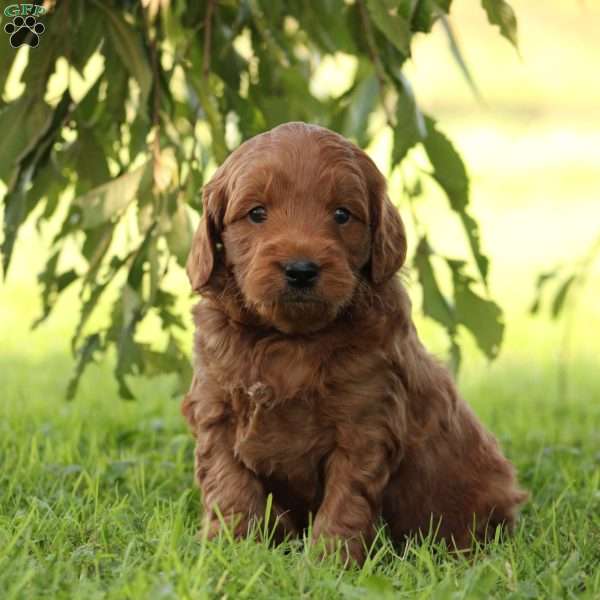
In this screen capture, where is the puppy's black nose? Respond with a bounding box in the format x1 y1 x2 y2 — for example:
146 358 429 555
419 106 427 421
284 260 320 288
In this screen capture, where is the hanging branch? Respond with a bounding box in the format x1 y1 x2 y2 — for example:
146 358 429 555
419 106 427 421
203 0 215 82
0 0 521 398
357 0 395 128
146 10 162 196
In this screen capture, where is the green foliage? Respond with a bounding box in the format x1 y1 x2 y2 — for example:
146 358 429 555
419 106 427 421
481 0 519 49
365 0 411 55
414 238 503 372
0 0 518 398
531 236 600 320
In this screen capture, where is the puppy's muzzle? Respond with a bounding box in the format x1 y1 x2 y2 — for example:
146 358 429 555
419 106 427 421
283 260 320 290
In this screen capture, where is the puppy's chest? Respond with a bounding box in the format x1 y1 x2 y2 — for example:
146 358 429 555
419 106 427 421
199 315 389 476
230 383 334 479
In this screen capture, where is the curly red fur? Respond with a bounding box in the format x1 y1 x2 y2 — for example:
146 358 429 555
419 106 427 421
182 122 527 564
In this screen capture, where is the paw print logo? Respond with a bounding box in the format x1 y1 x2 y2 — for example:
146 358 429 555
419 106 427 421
4 15 45 48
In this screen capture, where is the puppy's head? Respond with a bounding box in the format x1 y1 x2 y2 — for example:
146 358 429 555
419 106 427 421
187 122 406 333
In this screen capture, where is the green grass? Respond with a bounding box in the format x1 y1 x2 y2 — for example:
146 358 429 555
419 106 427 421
1 333 600 599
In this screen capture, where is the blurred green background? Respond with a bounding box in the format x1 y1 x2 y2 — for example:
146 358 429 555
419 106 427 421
1 0 598 397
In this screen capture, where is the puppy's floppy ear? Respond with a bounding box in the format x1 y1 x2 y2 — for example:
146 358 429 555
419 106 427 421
186 168 227 293
371 189 407 284
354 147 407 284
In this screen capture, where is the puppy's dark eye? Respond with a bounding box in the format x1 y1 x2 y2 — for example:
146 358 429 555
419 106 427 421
334 208 351 225
248 206 267 223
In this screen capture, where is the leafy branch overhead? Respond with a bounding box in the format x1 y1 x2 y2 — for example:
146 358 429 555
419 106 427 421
0 0 518 398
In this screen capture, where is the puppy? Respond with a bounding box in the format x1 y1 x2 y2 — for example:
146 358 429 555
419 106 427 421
182 122 527 564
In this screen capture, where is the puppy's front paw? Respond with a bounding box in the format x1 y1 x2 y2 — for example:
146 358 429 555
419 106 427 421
312 532 366 567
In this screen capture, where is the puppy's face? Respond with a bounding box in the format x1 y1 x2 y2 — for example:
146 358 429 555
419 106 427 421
222 154 370 332
187 123 407 334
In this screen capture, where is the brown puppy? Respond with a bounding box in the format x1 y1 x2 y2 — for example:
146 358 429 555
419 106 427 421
182 122 527 564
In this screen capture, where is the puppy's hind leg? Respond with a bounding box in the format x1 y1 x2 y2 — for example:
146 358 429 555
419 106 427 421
383 403 527 550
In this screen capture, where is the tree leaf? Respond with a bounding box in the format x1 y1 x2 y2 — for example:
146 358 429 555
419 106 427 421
423 117 489 284
165 195 194 267
19 7 63 98
67 333 103 399
395 237 472 379
438 15 483 103
107 284 145 400
99 227 160 400
72 163 149 229
126 225 156 290
2 180 33 277
72 280 110 352
435 0 452 12
31 161 69 222
97 42 129 138
70 3 104 75
529 270 559 315
0 98 52 185
481 0 518 49
366 0 412 56
67 131 111 188
341 73 379 147
189 74 228 163
248 0 290 67
138 335 192 396
72 249 130 352
33 250 79 328
423 117 468 210
299 0 357 54
448 259 504 359
154 289 186 331
414 237 456 331
0 31 18 100
448 335 461 374
81 222 115 283
1 93 71 276
551 274 577 320
411 0 450 33
392 73 426 167
93 0 152 111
